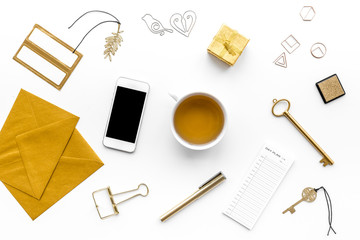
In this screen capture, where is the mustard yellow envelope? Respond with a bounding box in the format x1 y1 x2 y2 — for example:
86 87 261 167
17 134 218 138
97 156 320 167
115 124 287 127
0 89 104 220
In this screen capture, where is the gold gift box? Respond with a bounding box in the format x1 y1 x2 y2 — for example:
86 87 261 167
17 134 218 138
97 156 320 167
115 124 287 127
207 24 249 66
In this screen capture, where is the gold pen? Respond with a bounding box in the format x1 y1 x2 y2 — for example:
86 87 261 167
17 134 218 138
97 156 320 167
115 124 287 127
160 172 226 222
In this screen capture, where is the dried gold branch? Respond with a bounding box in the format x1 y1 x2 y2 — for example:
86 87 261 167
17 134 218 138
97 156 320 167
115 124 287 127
104 24 123 62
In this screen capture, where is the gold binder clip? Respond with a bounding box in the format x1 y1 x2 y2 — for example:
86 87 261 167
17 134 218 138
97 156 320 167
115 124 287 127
13 24 82 90
92 183 149 220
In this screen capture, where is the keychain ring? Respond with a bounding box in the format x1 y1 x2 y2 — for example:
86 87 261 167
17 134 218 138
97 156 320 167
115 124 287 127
272 99 291 117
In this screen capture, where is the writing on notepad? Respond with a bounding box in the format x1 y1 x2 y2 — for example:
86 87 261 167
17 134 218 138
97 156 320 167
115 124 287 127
223 144 293 230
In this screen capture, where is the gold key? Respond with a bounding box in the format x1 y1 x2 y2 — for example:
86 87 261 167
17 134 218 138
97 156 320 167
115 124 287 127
272 99 334 167
283 187 317 214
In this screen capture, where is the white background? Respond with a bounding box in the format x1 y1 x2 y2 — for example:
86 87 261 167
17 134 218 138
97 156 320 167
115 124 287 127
0 0 358 239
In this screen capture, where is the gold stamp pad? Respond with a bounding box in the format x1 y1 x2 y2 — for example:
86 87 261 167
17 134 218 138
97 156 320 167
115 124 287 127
316 74 345 103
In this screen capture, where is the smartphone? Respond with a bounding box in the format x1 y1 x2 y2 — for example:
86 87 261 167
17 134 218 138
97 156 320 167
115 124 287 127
103 77 150 152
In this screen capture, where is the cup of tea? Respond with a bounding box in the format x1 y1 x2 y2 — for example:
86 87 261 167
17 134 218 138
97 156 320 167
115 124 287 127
170 92 227 150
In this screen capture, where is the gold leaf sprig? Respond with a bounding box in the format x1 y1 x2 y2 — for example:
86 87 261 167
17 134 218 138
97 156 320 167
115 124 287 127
104 24 123 62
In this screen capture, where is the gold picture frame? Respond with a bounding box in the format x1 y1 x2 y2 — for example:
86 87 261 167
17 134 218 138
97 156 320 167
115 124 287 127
13 24 82 90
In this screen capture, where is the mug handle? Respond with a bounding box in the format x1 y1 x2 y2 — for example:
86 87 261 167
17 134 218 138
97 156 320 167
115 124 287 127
169 93 179 102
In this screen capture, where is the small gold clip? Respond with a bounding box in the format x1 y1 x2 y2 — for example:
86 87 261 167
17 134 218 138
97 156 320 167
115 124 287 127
92 183 149 220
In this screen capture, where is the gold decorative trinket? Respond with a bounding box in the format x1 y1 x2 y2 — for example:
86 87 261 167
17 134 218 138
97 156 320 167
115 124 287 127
69 10 123 62
104 24 123 61
207 24 249 66
13 24 82 90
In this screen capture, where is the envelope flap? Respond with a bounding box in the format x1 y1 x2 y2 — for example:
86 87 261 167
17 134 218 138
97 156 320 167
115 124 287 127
5 128 103 220
5 153 103 220
15 117 79 199
62 129 102 162
23 89 77 126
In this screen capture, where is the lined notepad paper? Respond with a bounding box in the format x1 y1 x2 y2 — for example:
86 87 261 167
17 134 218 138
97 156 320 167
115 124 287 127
223 144 293 230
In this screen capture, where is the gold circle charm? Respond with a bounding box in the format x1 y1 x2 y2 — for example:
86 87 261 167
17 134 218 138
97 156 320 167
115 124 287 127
302 187 317 202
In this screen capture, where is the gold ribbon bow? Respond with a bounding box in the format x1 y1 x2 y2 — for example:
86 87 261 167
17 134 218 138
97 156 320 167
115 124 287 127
214 31 241 57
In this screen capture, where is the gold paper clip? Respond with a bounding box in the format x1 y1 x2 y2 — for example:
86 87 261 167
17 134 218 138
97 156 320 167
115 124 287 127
92 183 149 220
13 24 82 90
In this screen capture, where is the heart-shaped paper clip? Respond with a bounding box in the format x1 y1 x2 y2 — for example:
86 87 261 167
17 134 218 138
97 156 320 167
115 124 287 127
170 10 196 37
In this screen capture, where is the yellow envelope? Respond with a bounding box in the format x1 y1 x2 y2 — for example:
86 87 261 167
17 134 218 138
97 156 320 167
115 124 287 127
0 89 104 220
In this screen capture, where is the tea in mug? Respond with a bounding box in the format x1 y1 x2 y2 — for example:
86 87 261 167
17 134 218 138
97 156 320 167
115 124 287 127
174 95 224 145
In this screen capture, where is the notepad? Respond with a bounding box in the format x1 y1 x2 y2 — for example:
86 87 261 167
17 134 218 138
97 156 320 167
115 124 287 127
223 144 294 230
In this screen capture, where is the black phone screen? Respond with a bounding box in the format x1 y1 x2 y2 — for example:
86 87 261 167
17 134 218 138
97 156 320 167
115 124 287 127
106 86 147 143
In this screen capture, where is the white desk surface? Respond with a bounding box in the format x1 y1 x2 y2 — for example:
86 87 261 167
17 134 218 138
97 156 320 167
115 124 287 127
0 0 358 239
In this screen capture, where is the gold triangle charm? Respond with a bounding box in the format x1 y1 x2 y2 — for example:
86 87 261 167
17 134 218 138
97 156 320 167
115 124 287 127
274 52 287 68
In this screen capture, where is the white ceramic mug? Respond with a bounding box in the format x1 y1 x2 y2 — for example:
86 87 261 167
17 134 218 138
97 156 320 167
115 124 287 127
170 92 227 150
